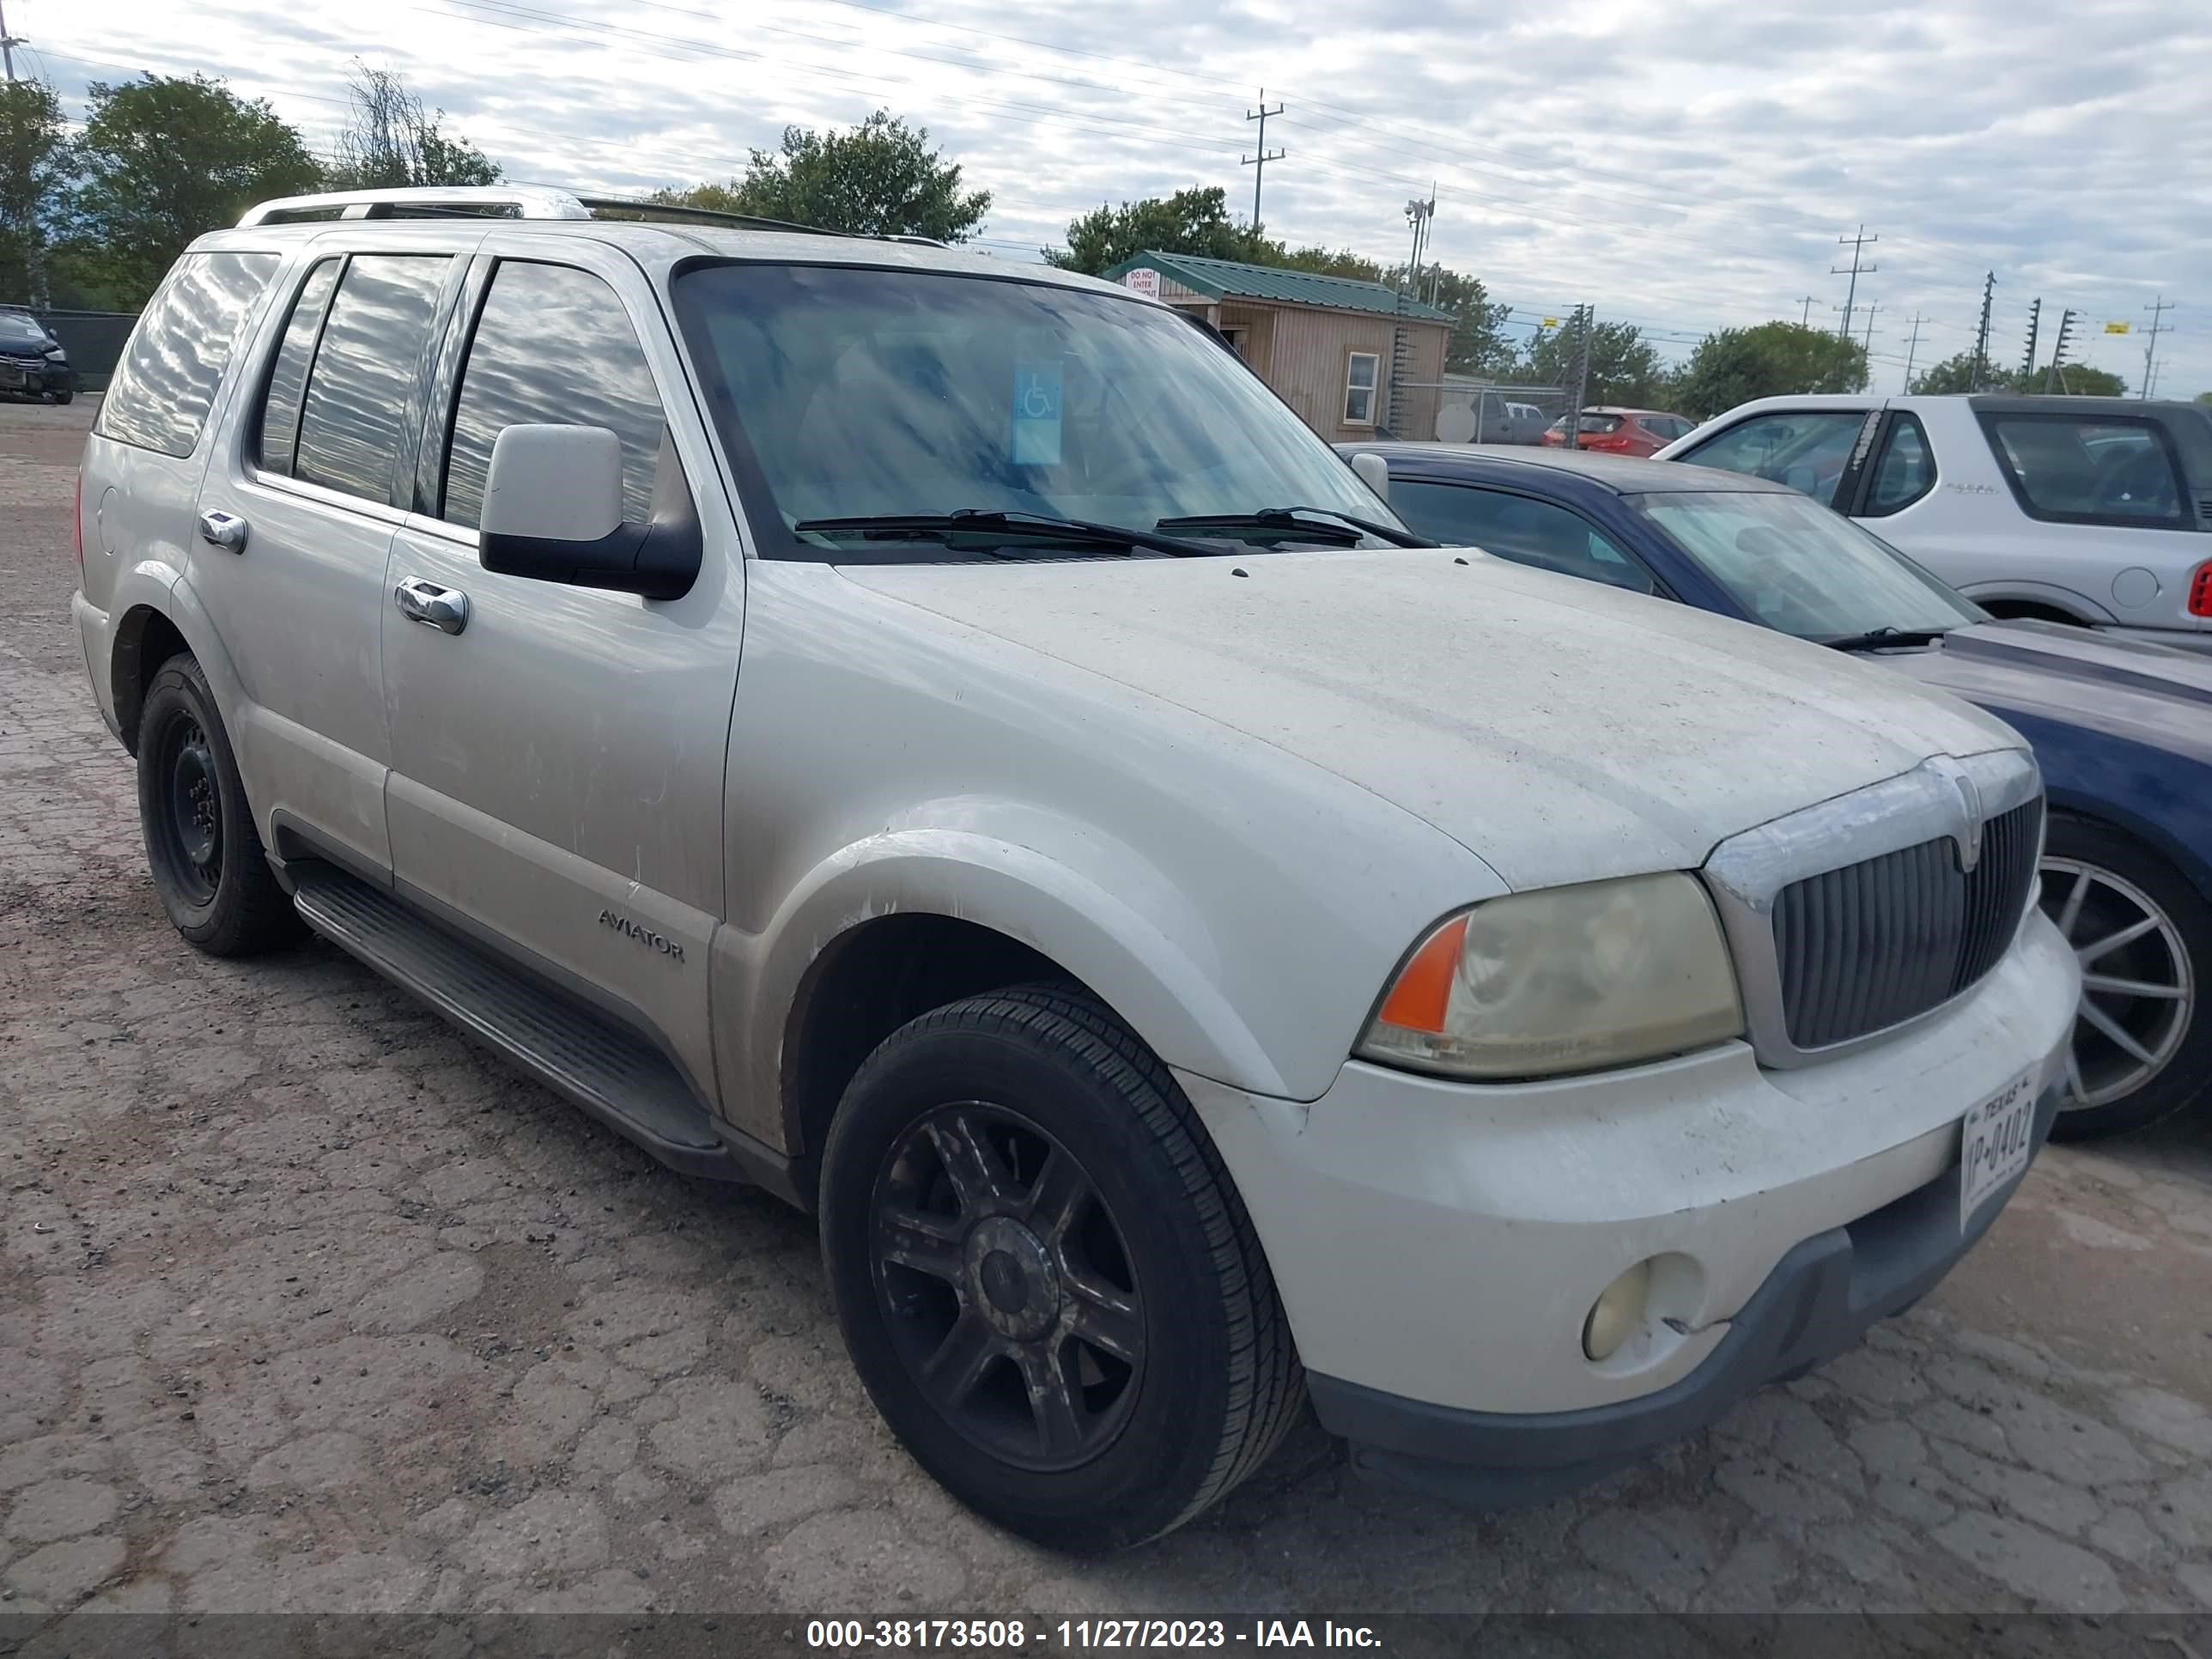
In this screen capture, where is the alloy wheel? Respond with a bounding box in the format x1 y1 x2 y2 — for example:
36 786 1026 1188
2040 856 2194 1110
868 1102 1144 1473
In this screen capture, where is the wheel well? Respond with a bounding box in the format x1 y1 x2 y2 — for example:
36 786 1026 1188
1979 599 2087 627
112 607 191 755
781 915 1077 1194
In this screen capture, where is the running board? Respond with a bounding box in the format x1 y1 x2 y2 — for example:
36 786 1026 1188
289 861 748 1185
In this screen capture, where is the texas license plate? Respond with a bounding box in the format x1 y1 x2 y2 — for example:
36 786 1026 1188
1960 1067 2039 1232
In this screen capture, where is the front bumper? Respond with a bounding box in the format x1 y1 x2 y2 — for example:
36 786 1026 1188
0 356 70 394
1177 908 2077 1500
1309 1082 2059 1510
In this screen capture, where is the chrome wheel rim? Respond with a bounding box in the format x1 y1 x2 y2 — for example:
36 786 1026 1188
2039 856 2194 1110
869 1102 1144 1473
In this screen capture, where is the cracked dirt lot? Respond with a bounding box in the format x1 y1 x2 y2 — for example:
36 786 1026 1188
3 398 2212 1628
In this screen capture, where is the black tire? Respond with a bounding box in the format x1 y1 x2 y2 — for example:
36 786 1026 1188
52 389 73 405
819 985 1303 1552
2041 813 2211 1141
135 653 303 957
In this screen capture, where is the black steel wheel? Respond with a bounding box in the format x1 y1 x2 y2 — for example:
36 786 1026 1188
136 653 304 956
820 986 1303 1552
2041 813 2212 1141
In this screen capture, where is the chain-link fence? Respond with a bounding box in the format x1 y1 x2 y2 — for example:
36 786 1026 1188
1406 377 1571 445
3 307 140 391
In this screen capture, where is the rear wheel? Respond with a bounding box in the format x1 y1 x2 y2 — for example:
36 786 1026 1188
2040 814 2209 1140
819 986 1302 1551
52 389 73 405
136 654 303 956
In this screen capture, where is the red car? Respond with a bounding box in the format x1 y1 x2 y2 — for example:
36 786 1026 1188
1540 407 1696 457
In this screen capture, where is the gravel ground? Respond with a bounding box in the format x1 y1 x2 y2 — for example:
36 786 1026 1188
3 397 2211 1625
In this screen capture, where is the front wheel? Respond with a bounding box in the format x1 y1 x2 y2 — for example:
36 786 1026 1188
819 986 1303 1552
2040 814 2209 1140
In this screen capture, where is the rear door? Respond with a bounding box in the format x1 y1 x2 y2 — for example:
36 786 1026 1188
190 236 471 873
379 235 744 1095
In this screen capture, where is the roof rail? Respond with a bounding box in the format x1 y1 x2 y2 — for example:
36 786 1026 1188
236 184 952 249
239 185 592 226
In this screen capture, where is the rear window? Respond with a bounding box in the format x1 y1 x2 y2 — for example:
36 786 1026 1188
97 252 279 458
1980 414 2190 529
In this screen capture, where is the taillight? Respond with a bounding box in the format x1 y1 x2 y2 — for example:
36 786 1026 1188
2191 561 2212 619
72 470 83 568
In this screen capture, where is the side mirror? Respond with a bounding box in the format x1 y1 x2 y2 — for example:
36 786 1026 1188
1349 451 1390 502
479 423 701 601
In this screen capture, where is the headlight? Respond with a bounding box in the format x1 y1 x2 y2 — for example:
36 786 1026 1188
1358 872 1744 1079
42 348 64 362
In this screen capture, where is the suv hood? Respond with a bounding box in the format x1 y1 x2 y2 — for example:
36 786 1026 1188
841 550 2023 890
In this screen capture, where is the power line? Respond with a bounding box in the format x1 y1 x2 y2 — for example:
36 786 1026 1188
1832 224 1877 342
1241 88 1283 227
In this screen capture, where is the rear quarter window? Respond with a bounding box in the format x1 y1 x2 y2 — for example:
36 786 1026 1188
1979 413 2191 529
96 252 280 459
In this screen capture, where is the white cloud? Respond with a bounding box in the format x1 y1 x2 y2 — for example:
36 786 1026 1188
37 0 2212 394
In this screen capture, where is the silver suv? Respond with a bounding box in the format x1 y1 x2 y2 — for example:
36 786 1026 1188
72 186 2078 1551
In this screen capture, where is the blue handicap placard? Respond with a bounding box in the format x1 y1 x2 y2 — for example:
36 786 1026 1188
1012 361 1063 465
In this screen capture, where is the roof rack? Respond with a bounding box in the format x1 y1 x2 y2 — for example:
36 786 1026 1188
237 185 947 247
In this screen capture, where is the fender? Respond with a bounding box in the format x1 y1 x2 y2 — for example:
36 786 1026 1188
1955 578 2115 626
714 823 1297 1152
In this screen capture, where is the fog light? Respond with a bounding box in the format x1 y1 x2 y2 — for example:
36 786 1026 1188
1583 1260 1653 1362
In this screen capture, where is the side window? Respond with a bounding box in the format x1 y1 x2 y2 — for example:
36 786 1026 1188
293 255 451 506
253 259 340 477
1981 415 2189 528
1342 352 1379 427
1679 410 1865 506
95 252 279 458
1863 413 1936 516
1389 480 1656 595
441 261 666 530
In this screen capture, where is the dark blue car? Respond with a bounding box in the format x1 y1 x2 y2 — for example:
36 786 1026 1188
1346 441 2212 1140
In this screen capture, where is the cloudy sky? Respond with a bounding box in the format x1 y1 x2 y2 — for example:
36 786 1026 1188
33 0 2212 396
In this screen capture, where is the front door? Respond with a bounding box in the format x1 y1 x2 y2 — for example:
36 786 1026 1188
378 238 744 1097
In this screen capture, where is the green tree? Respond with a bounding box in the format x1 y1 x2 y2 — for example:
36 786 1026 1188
1522 317 1667 406
1909 350 2128 398
0 80 69 305
1277 244 1382 281
2197 391 2212 405
325 60 499 190
1047 185 1273 274
1668 321 1869 416
1394 266 1514 376
661 111 988 243
65 75 320 306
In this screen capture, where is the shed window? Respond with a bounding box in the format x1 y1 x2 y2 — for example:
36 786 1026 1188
1343 352 1379 426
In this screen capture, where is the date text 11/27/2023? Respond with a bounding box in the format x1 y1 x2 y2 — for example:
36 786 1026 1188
805 1620 1384 1649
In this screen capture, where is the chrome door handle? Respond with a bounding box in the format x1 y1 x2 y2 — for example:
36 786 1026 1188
394 577 470 635
198 509 248 552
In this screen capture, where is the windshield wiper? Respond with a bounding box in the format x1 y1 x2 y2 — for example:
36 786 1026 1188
792 508 1212 559
1156 507 1435 548
1819 626 1953 653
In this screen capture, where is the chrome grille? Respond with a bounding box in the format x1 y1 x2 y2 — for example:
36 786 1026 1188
1771 797 2043 1050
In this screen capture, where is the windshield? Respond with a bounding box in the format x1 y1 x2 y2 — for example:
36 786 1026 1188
1632 489 1979 640
672 263 1405 559
0 314 50 345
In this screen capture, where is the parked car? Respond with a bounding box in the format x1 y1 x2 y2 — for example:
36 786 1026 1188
1437 390 1549 445
1349 441 2210 1139
76 185 2076 1550
1655 394 2212 652
0 308 75 403
1542 406 1695 456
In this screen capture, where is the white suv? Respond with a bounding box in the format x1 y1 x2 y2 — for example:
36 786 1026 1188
71 186 2077 1550
1657 393 2212 649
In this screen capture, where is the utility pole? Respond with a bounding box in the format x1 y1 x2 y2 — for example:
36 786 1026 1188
2021 298 2042 382
2045 308 2076 393
1564 306 1594 449
2142 295 2175 399
1832 223 1877 342
1241 89 1284 228
0 0 20 81
1902 312 1926 392
1401 191 1434 295
1862 303 1881 354
1799 295 1818 328
1971 272 1995 391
